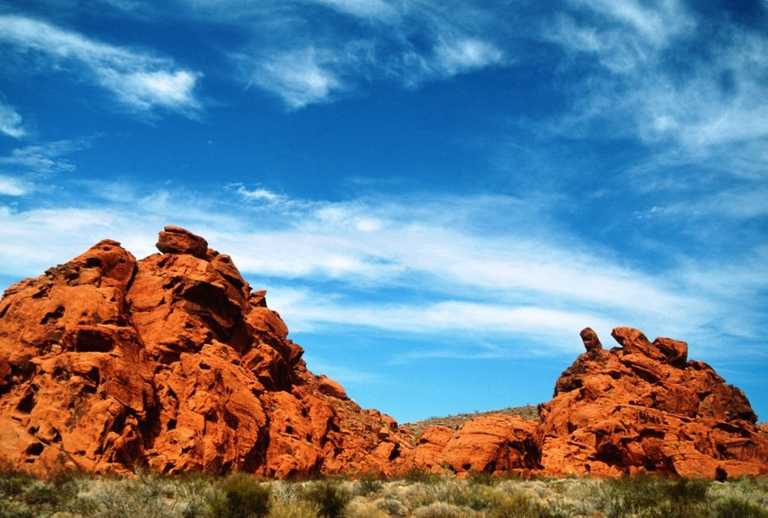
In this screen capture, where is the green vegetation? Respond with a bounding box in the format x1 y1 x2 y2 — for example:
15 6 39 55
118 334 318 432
0 469 766 517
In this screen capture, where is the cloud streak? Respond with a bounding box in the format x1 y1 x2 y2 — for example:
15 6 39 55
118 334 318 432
218 0 507 108
0 100 25 139
0 183 756 360
0 14 201 114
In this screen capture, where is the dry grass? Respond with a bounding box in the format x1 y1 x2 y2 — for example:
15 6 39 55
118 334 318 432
1 469 766 517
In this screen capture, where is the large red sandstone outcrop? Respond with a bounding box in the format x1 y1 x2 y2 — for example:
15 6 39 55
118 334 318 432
0 227 412 477
0 227 766 479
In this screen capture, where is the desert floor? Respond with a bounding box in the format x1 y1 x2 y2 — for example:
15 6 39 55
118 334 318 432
1 470 766 518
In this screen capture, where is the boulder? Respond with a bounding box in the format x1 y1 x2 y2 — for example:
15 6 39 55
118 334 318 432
580 327 602 353
156 225 208 259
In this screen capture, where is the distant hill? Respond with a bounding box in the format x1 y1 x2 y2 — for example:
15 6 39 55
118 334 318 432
402 405 539 437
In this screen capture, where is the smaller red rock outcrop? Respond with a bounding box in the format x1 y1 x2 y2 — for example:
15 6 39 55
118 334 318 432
413 415 540 476
538 327 768 479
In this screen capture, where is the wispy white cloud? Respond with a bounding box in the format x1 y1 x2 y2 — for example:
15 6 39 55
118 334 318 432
0 184 747 357
0 100 26 139
246 47 344 109
214 0 508 107
569 0 694 48
240 33 504 108
0 175 30 196
645 188 768 221
543 0 768 236
309 0 397 19
549 1 767 158
0 140 86 197
268 286 616 351
0 140 80 176
232 184 287 203
433 38 504 75
0 14 201 114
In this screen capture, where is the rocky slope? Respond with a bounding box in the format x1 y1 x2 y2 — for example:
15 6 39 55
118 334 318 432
0 226 766 479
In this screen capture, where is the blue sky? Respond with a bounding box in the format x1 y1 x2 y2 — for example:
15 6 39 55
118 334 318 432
0 0 766 423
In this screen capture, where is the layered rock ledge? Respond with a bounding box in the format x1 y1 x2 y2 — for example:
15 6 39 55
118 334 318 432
0 227 765 479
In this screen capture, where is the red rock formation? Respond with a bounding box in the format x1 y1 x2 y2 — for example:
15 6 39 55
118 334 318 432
0 227 412 477
538 327 768 479
413 415 540 477
0 226 765 479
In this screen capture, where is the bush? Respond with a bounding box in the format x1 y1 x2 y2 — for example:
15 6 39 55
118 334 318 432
403 469 442 484
302 480 350 518
0 471 33 498
668 478 710 502
356 473 384 496
486 493 545 518
266 499 320 518
714 497 768 518
468 472 496 486
598 476 717 518
412 502 472 518
210 473 271 518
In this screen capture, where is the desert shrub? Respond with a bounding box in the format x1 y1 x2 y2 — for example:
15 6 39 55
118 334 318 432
403 469 442 484
597 476 716 518
602 475 662 514
302 480 351 518
22 480 65 506
267 499 320 518
0 501 36 518
0 469 33 498
411 501 474 518
209 473 272 518
345 497 390 518
668 478 711 502
373 496 408 517
485 492 541 518
70 475 191 518
714 497 768 518
468 472 496 486
355 474 384 496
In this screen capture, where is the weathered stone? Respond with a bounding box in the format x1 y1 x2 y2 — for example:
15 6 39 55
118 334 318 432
580 327 602 353
156 225 208 258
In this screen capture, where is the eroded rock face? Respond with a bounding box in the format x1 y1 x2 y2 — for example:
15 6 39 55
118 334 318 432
538 327 768 479
0 228 765 479
413 415 540 476
0 228 413 477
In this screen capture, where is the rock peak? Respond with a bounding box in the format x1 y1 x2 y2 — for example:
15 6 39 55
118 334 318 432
156 225 208 258
579 327 602 353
